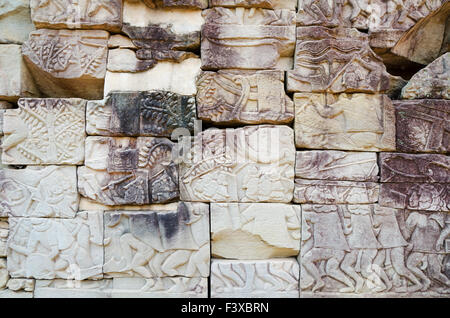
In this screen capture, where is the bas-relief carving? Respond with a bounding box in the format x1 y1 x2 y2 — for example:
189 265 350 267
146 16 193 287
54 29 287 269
295 151 378 181
30 0 123 32
287 27 390 93
0 166 79 218
211 258 299 298
294 93 396 151
87 91 196 137
201 8 296 70
1 98 85 165
211 203 300 259
7 212 103 280
0 220 8 257
379 183 449 212
180 125 295 203
103 203 210 278
293 179 379 204
78 136 179 205
300 204 450 297
210 0 297 10
0 258 7 289
128 0 208 9
22 29 108 100
380 153 450 183
196 70 294 124
393 100 449 153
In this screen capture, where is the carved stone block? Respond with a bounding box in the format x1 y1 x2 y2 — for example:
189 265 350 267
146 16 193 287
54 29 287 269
87 91 195 137
295 151 378 181
211 258 299 298
379 183 449 212
401 53 449 100
30 0 123 32
180 125 295 203
0 0 35 44
22 29 109 100
7 211 104 280
294 93 396 151
103 203 210 278
287 27 390 93
210 0 296 10
0 166 79 218
394 100 449 153
0 220 7 257
211 203 300 259
380 153 450 183
7 278 34 292
294 180 379 204
78 136 179 205
0 45 39 102
128 0 208 9
1 98 86 165
301 204 450 297
201 8 296 70
0 258 7 289
197 70 294 124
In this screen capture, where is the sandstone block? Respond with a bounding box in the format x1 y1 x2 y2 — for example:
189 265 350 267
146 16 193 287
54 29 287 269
7 278 34 292
295 151 378 181
0 45 39 102
34 279 111 298
0 220 7 257
197 70 294 124
1 98 86 165
294 179 379 204
87 91 195 137
180 125 295 203
0 289 33 298
0 258 7 289
201 8 296 70
0 166 79 218
22 29 109 100
401 53 449 100
127 0 208 9
394 100 449 153
211 203 300 259
211 258 299 298
287 27 390 93
380 153 450 183
294 93 396 151
103 202 210 278
7 211 104 280
30 0 123 32
211 0 296 10
0 0 35 44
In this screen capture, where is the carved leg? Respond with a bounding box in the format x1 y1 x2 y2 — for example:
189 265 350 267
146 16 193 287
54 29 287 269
302 248 326 292
406 252 431 291
391 247 422 293
325 252 355 293
341 250 364 292
428 254 450 287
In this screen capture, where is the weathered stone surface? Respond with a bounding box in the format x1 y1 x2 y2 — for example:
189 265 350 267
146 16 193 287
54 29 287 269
401 53 449 100
295 151 378 181
180 125 295 203
0 101 13 110
104 203 210 278
34 277 208 298
0 166 79 218
22 29 108 100
294 179 379 204
107 48 155 73
127 0 208 9
78 136 179 205
287 27 390 93
211 203 300 259
0 289 33 298
30 0 123 32
0 220 7 257
211 258 299 298
108 34 137 49
380 183 449 212
7 211 103 280
294 93 396 151
0 45 39 102
197 70 293 124
7 278 34 292
392 1 449 65
104 58 201 96
87 91 195 137
0 258 7 289
300 204 450 297
1 98 86 165
211 0 296 9
201 8 296 70
0 0 35 44
394 99 449 153
380 153 450 183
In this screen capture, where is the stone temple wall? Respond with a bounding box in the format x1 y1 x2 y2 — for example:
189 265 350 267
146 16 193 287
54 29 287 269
0 0 448 298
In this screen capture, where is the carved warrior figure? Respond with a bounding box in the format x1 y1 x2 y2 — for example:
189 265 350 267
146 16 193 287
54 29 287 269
300 205 450 295
1 98 85 165
103 203 209 278
196 70 294 124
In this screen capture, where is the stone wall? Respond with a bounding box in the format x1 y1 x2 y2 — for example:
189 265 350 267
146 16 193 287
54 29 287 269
0 0 448 298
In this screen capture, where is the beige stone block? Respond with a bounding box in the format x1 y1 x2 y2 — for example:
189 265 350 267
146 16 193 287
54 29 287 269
7 278 34 292
211 203 300 259
34 279 111 298
0 0 36 44
0 289 33 298
294 93 396 151
0 258 7 289
108 34 137 49
211 0 296 9
1 98 86 165
0 220 8 257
